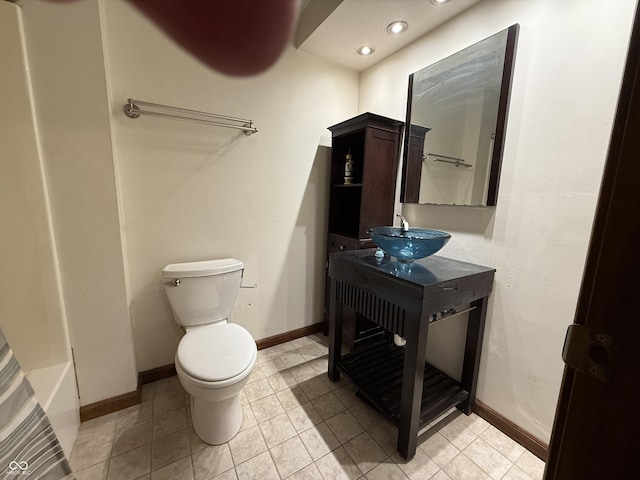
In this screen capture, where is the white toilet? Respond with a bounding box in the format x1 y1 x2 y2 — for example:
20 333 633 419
162 258 257 445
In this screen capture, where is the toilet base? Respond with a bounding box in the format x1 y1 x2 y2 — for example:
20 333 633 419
191 394 242 445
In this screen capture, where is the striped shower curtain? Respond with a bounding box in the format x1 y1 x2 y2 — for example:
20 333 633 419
0 328 74 479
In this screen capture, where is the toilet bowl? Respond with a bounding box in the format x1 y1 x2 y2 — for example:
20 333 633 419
162 258 257 445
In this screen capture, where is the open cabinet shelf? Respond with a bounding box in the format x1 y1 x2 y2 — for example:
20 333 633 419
337 341 468 428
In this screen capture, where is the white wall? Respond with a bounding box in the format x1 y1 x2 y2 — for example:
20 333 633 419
102 0 359 371
359 0 635 442
21 0 138 405
0 2 70 372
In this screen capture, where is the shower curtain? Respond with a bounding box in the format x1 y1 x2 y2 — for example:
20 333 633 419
0 328 74 480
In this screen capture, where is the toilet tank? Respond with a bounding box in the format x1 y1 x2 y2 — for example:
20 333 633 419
162 259 244 327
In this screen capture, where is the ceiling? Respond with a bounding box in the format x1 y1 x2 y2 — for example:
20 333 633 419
295 0 483 72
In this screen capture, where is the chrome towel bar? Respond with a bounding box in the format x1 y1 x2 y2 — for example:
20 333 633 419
425 152 472 168
123 98 258 135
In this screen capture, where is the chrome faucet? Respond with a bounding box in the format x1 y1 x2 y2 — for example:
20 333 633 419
397 214 409 232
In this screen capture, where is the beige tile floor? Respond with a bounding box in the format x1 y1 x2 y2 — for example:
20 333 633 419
69 333 546 480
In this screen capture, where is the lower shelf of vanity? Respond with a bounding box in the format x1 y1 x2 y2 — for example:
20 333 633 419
336 342 469 429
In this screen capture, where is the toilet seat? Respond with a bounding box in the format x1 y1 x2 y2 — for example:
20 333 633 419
177 323 256 382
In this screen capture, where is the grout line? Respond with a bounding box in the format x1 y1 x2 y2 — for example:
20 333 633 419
72 334 535 480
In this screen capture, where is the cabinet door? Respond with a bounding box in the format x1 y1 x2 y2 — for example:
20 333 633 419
324 235 382 351
324 235 359 348
359 127 400 237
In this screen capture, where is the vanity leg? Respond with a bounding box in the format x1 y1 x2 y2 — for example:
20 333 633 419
460 297 489 414
397 316 429 460
328 278 343 381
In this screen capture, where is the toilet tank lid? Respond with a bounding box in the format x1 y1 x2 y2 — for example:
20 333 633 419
163 258 244 278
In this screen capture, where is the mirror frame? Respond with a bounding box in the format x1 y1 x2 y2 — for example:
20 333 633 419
400 24 519 206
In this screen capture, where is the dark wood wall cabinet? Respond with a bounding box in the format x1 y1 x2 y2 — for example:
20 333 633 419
324 113 404 351
401 124 430 203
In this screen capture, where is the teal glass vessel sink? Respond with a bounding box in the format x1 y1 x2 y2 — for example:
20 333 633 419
369 227 451 262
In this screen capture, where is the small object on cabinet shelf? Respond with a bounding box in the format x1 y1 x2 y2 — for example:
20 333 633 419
344 147 354 184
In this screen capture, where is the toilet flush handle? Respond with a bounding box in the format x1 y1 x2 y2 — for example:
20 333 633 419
164 279 181 287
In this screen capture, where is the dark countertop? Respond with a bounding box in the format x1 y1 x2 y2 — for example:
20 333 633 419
329 249 496 287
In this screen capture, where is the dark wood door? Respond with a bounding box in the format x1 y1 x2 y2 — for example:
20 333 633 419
359 127 401 237
545 3 640 478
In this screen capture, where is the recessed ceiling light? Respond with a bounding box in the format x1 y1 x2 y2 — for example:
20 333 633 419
387 21 408 35
357 45 375 56
430 0 451 5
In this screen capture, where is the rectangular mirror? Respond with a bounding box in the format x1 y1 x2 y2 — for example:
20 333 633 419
401 24 519 206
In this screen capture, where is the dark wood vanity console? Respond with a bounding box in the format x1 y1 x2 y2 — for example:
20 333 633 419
327 249 495 459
